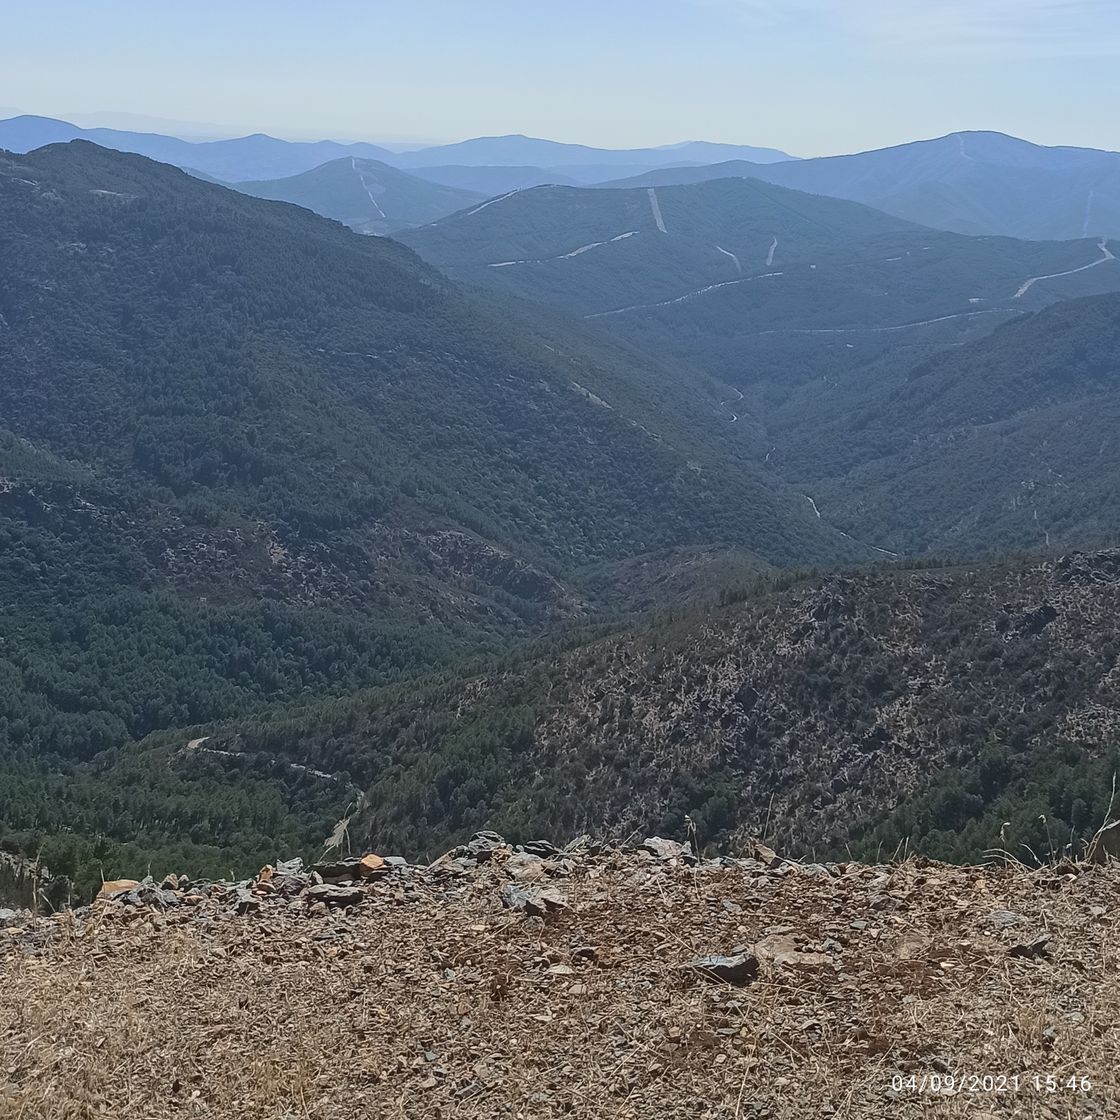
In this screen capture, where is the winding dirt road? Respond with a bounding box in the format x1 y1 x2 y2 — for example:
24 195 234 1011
1013 238 1114 299
588 271 783 319
489 231 639 268
753 307 1018 336
462 188 522 218
717 386 743 423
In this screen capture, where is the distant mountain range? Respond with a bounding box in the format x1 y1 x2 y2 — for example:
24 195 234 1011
0 115 398 181
0 115 793 185
7 117 1120 244
388 134 795 169
602 131 1120 241
233 157 485 235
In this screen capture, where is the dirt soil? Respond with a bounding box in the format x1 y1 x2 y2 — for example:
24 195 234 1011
1 839 1117 1119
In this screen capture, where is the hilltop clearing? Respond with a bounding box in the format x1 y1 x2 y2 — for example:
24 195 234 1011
1 835 1116 1118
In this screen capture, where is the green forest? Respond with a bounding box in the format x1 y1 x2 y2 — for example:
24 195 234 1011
2 141 1120 904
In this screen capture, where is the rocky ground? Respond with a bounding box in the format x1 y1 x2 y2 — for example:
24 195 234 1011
1 834 1117 1118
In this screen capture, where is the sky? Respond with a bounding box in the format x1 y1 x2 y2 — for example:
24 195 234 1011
2 0 1119 156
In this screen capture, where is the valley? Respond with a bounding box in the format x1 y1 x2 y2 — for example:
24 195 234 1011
6 6 1120 1113
2 124 1120 909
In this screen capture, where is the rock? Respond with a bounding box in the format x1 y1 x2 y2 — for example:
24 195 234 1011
231 887 260 915
305 883 364 907
310 858 363 883
358 853 388 878
684 953 759 986
467 831 508 862
98 879 140 898
275 857 304 876
989 910 1025 927
1087 820 1120 864
0 908 26 927
499 884 567 917
640 837 690 862
743 840 781 868
384 856 409 869
504 852 546 882
522 840 561 858
794 863 834 879
270 871 310 899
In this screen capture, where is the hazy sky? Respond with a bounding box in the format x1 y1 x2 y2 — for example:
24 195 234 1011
3 0 1119 155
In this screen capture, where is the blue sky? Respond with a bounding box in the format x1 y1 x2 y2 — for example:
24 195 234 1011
3 1 1118 154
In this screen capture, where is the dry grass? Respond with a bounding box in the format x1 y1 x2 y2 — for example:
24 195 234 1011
1 852 1118 1118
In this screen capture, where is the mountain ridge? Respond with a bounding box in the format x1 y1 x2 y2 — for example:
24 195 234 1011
601 131 1120 240
231 156 486 234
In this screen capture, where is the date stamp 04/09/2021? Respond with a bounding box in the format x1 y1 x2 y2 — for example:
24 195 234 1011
888 1072 1095 1097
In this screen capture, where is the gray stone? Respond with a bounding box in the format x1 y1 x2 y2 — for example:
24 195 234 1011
467 831 507 862
0 908 26 927
120 885 181 910
270 872 310 899
640 837 690 861
795 863 835 879
684 953 760 986
305 883 364 907
499 884 567 917
231 887 260 914
310 857 362 883
990 909 1025 927
504 852 545 881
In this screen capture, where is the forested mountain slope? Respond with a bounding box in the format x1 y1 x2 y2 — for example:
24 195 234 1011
402 179 1120 556
402 177 1118 343
10 551 1120 897
233 157 485 235
0 140 854 849
792 293 1120 554
604 131 1120 241
211 551 1120 867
